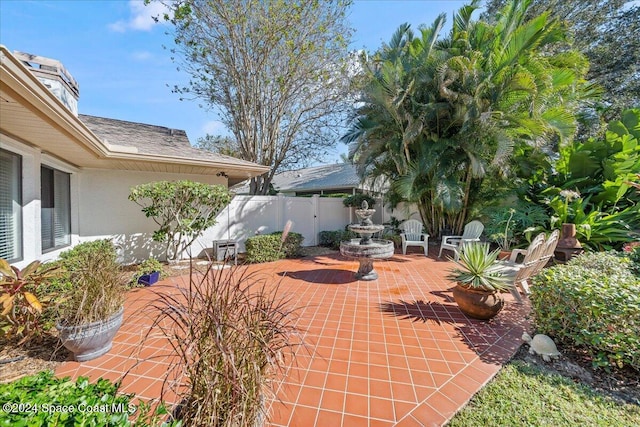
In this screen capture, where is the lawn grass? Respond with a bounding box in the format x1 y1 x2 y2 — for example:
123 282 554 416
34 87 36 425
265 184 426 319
448 360 640 427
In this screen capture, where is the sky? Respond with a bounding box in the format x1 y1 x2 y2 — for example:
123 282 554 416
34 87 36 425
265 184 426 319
0 0 470 164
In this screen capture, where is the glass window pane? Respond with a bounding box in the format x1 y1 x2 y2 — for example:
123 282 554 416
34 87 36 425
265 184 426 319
41 166 70 251
0 149 22 261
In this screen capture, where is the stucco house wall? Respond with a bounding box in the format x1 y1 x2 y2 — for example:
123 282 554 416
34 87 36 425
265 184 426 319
1 46 269 267
78 169 226 263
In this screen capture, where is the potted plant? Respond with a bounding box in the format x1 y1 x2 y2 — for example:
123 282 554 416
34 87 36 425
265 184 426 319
446 242 512 320
133 257 164 286
484 202 548 260
56 240 127 361
487 208 516 260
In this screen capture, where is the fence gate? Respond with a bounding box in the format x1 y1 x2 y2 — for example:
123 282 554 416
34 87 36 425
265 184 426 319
283 196 317 245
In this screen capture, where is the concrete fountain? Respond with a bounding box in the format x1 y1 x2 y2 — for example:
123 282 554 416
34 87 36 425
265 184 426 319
340 200 395 280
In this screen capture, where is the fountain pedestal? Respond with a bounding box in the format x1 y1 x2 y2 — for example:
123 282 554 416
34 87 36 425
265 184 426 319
339 201 394 281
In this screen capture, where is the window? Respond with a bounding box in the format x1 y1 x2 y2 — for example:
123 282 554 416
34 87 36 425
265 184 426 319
0 149 22 261
41 166 70 251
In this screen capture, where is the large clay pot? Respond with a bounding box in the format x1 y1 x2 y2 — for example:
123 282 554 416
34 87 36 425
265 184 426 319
557 223 582 249
498 250 512 261
57 307 124 361
452 284 504 320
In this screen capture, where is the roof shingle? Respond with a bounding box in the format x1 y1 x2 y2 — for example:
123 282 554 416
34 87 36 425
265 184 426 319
79 114 261 168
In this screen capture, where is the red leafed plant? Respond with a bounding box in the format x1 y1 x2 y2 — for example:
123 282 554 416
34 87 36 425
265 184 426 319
0 258 64 343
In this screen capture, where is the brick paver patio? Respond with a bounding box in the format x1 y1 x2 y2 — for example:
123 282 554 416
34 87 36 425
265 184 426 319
56 248 531 426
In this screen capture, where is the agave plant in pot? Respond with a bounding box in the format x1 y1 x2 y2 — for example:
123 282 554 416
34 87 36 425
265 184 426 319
446 242 512 320
56 240 127 361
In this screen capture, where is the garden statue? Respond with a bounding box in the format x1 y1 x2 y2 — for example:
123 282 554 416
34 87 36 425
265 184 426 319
522 332 561 362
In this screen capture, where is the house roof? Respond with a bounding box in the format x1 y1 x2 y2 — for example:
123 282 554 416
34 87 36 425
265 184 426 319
231 163 365 194
78 114 262 171
0 46 269 181
274 163 362 193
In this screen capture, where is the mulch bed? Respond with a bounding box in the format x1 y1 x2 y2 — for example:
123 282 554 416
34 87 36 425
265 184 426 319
512 343 639 405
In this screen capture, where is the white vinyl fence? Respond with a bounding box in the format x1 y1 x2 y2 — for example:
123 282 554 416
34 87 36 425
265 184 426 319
99 194 420 262
190 194 419 256
195 195 346 253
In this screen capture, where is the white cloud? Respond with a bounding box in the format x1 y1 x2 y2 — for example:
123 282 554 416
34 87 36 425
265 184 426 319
202 120 229 136
108 20 127 33
108 0 169 33
131 51 153 61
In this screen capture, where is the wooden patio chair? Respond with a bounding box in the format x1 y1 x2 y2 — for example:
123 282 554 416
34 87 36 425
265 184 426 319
438 220 484 261
400 219 429 256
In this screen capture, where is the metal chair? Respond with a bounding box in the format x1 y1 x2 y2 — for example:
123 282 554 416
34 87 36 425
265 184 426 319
438 220 484 261
400 219 429 256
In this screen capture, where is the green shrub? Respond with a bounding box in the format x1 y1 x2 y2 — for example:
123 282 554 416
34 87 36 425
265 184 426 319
246 232 304 263
246 235 283 263
342 193 376 208
318 230 357 249
566 250 634 278
381 233 402 248
0 371 173 426
530 252 640 370
270 231 304 257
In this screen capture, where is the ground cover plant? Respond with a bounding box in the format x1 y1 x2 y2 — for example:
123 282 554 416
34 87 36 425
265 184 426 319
448 358 640 426
0 371 174 426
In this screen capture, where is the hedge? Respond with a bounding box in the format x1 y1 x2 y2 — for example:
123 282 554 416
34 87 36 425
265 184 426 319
530 251 640 370
245 232 304 263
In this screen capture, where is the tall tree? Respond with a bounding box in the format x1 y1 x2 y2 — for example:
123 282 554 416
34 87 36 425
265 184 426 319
345 0 597 236
482 0 640 121
195 134 241 158
153 0 354 194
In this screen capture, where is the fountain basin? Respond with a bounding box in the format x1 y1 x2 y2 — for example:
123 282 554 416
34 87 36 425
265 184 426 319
340 239 395 280
340 239 395 259
348 224 384 234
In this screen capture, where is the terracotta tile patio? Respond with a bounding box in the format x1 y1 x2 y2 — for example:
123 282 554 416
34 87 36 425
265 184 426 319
56 248 531 426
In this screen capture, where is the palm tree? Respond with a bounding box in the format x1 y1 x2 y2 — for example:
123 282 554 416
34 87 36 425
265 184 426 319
344 0 598 236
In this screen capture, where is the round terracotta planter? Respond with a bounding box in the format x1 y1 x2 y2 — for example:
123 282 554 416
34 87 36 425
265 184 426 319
452 284 504 320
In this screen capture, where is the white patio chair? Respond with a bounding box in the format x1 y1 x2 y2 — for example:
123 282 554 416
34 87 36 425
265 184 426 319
498 232 547 303
400 219 429 256
531 229 560 277
438 220 484 261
